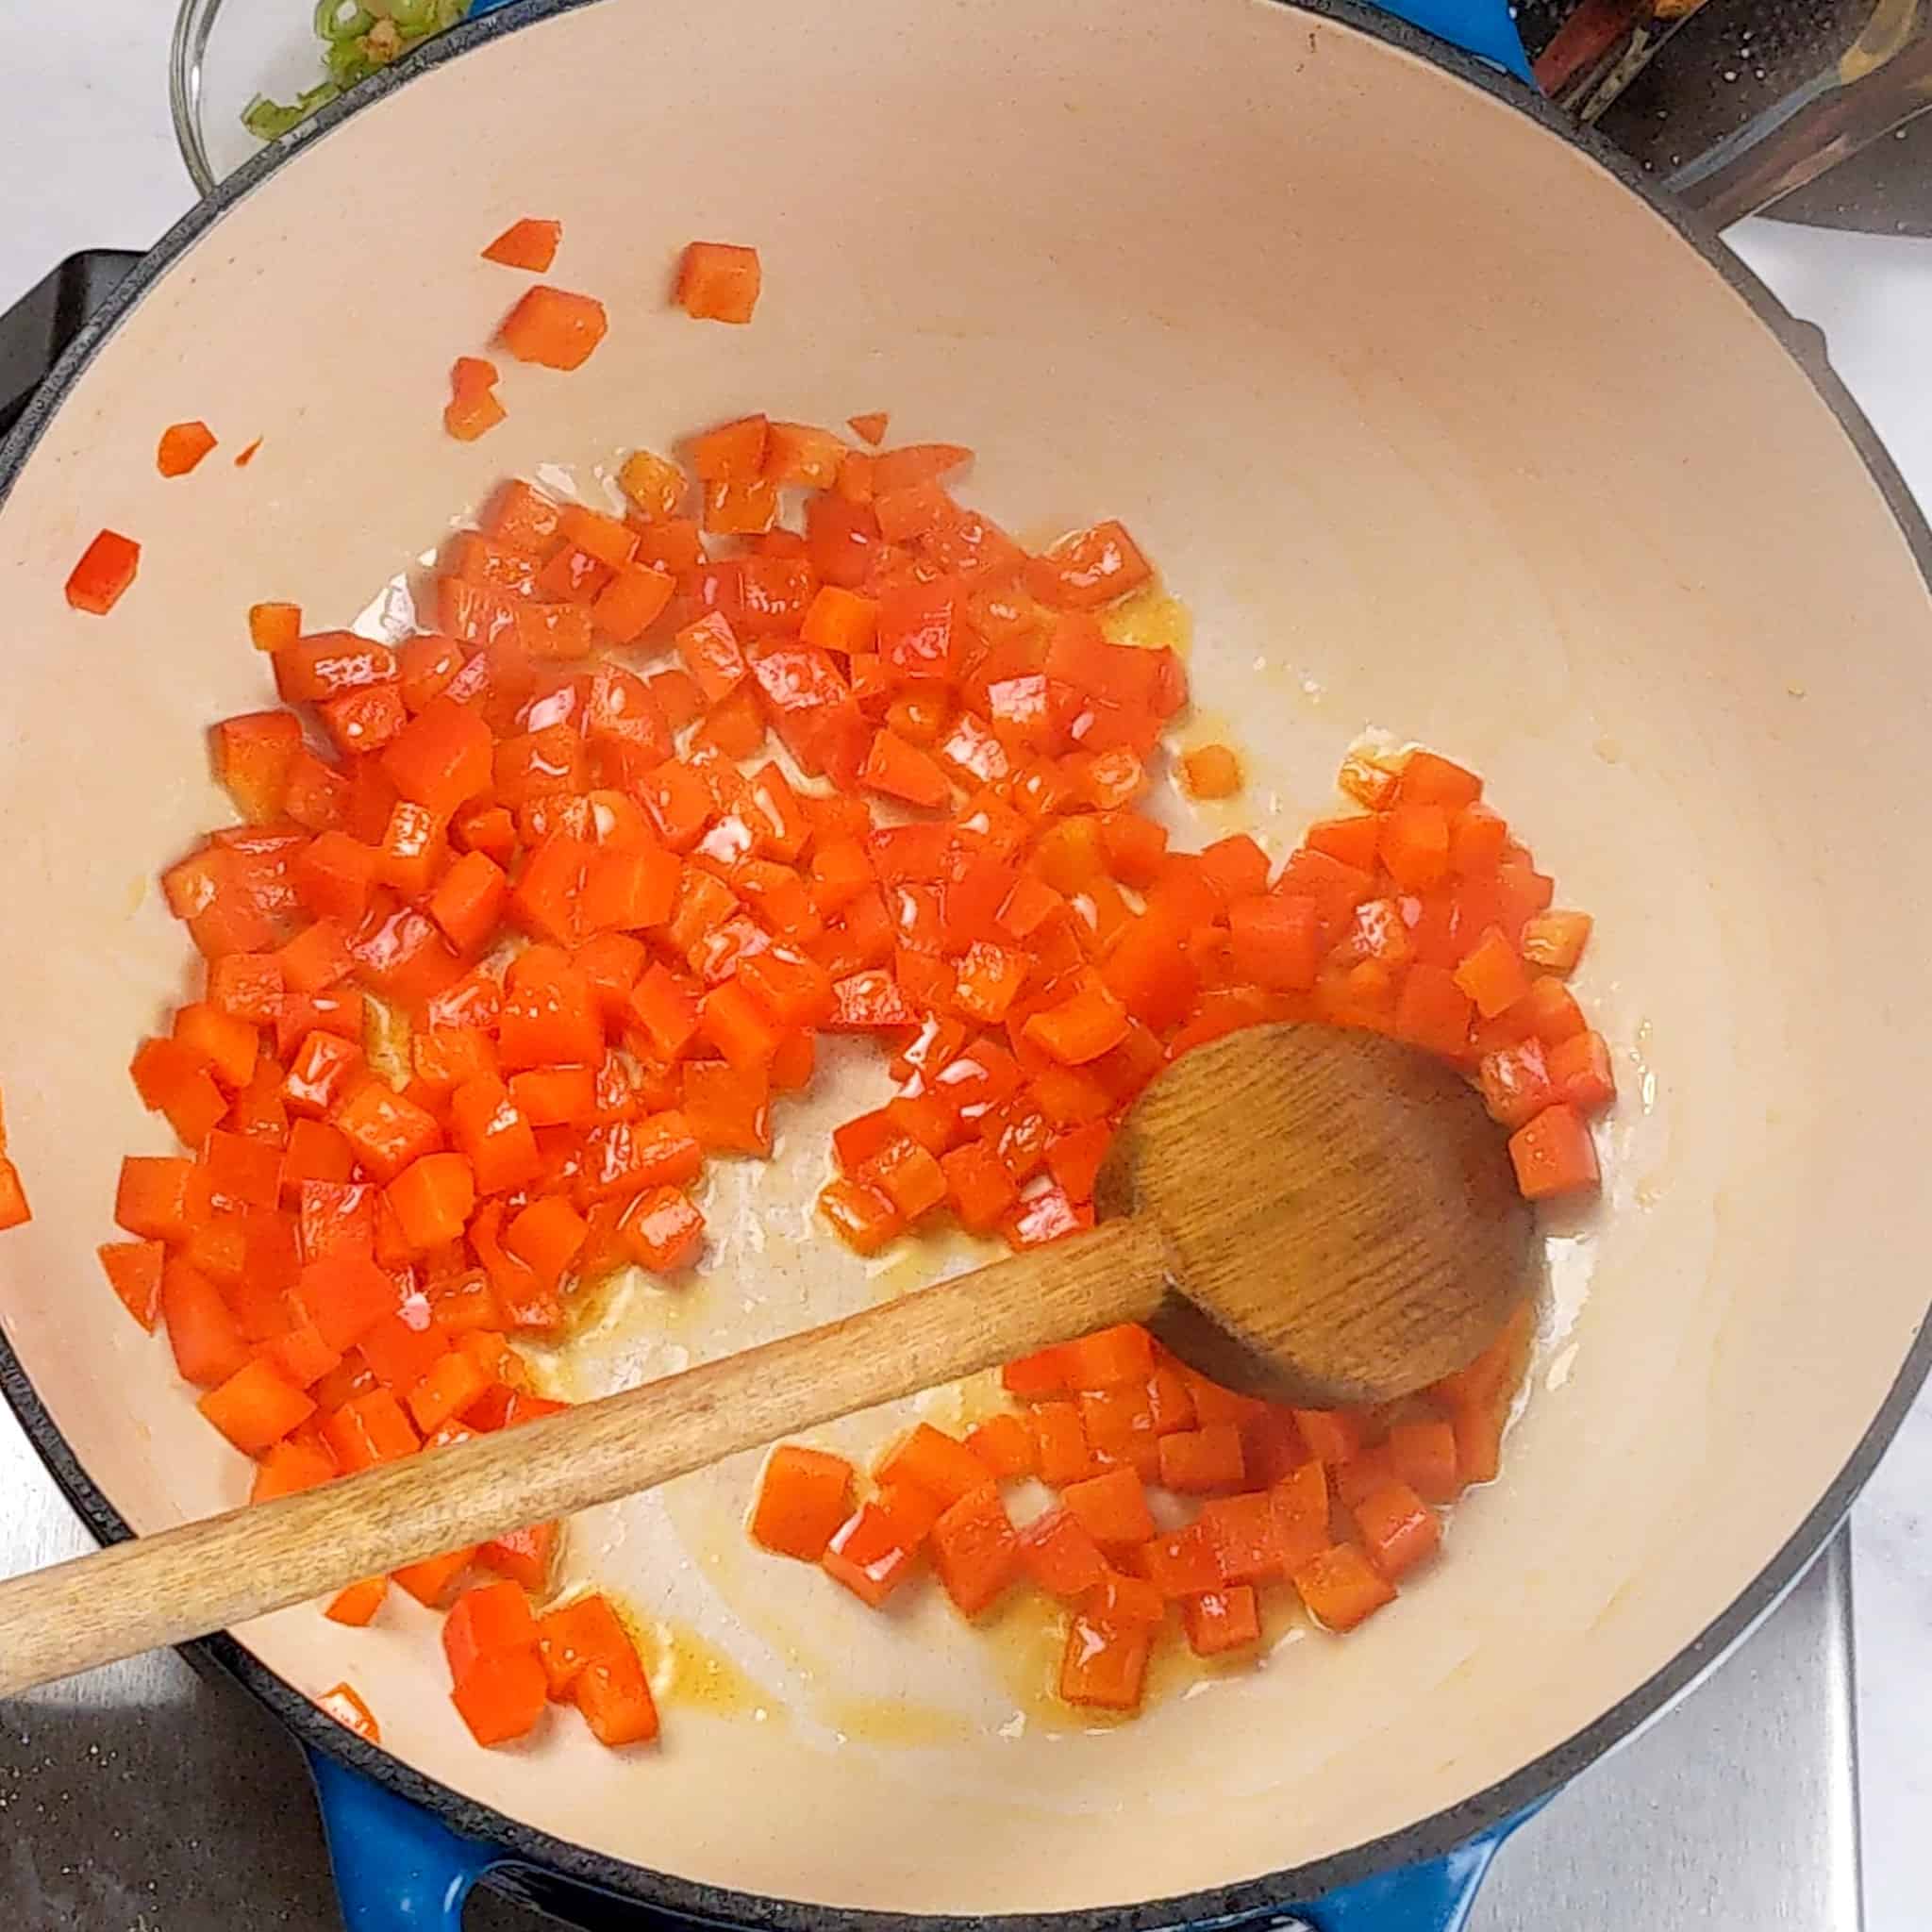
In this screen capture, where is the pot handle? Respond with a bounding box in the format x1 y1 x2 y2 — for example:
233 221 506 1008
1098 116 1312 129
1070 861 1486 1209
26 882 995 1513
1363 0 1533 81
308 1748 497 1930
1289 1802 1543 1932
1290 1840 1498 1932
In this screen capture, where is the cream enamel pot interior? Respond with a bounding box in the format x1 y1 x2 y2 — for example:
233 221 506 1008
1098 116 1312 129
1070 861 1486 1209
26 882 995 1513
4 0 1932 1924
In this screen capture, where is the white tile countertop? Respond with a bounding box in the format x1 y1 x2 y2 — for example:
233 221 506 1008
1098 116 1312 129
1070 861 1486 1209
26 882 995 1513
0 8 1925 1928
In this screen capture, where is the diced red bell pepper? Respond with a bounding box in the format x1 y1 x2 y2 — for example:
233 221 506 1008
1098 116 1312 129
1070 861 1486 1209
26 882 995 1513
1060 1465 1156 1547
482 217 561 271
751 1444 857 1560
499 286 608 370
929 1483 1019 1618
65 529 141 614
1291 1542 1397 1632
451 1646 549 1745
1507 1102 1600 1198
677 242 761 324
1058 1613 1151 1710
619 1185 706 1273
821 1503 920 1607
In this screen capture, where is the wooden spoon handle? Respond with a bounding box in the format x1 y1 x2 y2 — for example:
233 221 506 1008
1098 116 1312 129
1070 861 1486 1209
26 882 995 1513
0 1215 1168 1698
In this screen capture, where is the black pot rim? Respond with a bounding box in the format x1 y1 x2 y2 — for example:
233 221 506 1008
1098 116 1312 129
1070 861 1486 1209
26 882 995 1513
4 0 1930 1924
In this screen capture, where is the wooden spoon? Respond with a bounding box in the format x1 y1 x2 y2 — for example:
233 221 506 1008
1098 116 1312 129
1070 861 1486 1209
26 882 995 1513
0 1023 1532 1697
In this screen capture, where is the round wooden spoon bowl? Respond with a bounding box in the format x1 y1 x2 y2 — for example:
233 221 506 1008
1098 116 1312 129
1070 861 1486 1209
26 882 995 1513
1106 1024 1534 1407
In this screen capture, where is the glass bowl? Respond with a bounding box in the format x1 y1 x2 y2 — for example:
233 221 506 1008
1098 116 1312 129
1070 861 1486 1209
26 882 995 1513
170 0 490 192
